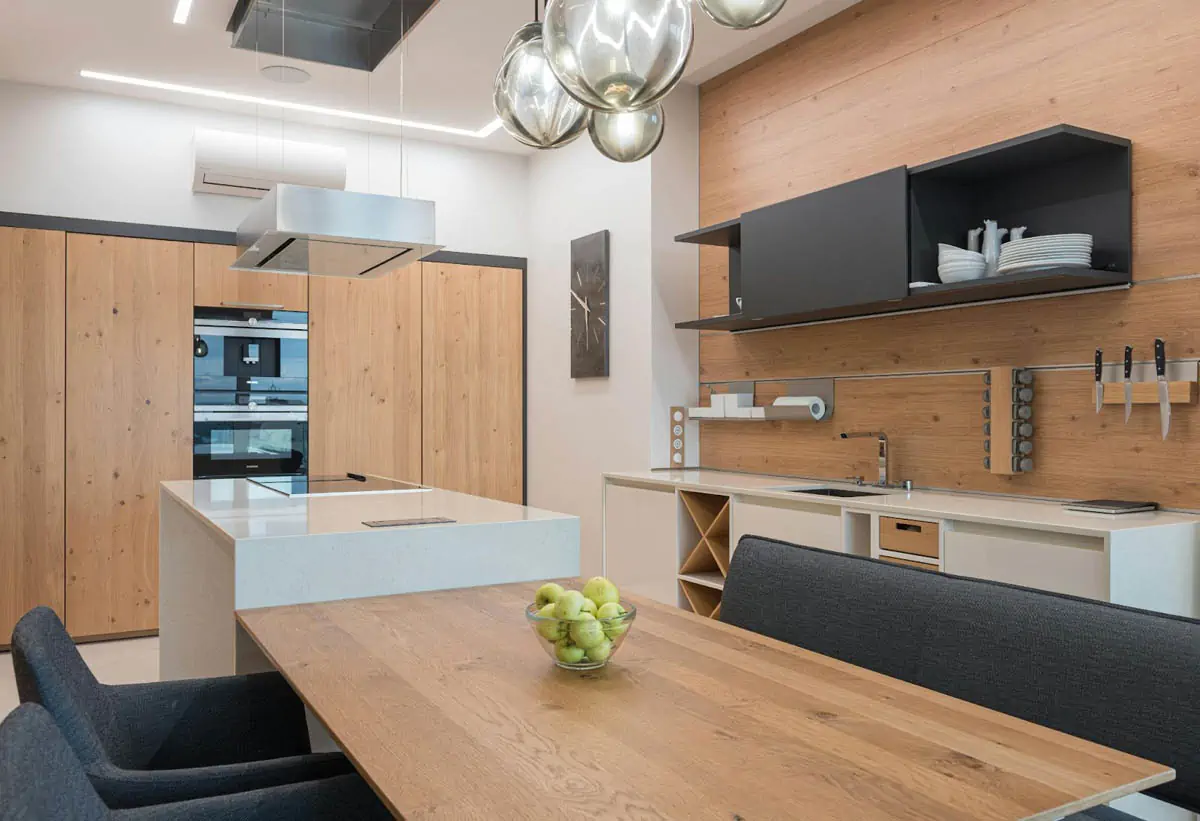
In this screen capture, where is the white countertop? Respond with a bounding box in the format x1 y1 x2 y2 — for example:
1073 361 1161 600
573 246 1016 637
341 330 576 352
604 469 1200 537
162 479 575 542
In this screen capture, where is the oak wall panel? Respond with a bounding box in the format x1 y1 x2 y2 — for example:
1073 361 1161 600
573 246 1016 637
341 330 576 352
698 0 1200 506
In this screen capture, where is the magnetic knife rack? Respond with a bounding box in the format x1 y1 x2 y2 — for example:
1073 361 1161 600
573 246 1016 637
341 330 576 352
1098 360 1200 405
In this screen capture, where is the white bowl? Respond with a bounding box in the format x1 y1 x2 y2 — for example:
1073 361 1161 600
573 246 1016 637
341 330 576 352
938 263 986 283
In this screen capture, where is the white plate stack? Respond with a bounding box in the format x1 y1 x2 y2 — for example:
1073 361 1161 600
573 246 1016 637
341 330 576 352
937 244 987 283
997 234 1093 274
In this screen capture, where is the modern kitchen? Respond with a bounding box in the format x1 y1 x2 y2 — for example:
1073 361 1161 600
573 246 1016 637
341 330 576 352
2 0 1199 819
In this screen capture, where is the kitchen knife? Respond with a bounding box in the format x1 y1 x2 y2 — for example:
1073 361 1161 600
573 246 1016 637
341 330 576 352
1094 349 1104 413
1123 346 1133 424
1156 338 1170 439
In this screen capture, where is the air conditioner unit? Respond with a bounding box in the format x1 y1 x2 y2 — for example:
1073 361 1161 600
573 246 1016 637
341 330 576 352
191 128 347 199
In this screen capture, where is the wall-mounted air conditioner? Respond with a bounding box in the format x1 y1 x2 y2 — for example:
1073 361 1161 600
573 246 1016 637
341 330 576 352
191 128 347 199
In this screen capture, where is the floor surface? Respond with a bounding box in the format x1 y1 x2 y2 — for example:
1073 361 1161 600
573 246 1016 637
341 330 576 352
0 636 159 718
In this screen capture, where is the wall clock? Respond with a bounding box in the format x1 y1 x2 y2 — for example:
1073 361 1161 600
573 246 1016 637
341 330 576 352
570 230 610 378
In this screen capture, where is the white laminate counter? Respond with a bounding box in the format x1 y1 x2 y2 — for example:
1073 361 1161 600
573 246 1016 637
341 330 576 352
603 469 1200 537
159 479 580 683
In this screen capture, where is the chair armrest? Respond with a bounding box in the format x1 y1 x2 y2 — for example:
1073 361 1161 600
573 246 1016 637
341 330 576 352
106 672 312 769
88 753 355 809
115 774 393 821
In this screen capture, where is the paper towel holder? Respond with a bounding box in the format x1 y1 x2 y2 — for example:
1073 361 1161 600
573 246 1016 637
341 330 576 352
687 378 834 422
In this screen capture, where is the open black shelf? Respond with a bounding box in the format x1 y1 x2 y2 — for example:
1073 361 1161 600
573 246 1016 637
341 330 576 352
675 267 1129 332
674 217 741 247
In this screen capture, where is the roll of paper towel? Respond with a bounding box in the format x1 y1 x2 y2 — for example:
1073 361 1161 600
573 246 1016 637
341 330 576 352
773 396 827 420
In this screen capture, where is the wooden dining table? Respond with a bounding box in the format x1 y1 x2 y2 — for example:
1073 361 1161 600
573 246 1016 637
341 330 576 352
236 581 1173 821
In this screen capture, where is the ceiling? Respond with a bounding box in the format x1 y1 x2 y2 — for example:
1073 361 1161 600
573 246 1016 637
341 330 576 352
0 0 860 153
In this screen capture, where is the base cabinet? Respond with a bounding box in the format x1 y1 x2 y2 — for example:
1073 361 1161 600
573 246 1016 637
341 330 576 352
730 499 844 555
943 525 1106 601
604 484 680 607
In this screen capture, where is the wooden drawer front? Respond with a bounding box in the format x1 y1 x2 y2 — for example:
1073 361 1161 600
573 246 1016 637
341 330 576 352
879 517 939 558
880 555 938 571
731 500 843 554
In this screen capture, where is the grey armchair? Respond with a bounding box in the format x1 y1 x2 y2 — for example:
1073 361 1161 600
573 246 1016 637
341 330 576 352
0 704 393 821
11 607 355 809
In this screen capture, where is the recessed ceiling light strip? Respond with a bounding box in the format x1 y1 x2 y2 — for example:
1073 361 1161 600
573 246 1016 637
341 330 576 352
79 70 502 139
172 0 194 25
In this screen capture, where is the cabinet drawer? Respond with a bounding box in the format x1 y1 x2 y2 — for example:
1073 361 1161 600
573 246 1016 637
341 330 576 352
731 499 843 554
879 517 939 558
943 528 1106 601
880 555 939 571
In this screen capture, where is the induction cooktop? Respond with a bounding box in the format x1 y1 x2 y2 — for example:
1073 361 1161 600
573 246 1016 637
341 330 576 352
248 473 431 497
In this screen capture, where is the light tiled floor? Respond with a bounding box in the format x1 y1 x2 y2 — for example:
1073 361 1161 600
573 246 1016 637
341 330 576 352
0 636 159 718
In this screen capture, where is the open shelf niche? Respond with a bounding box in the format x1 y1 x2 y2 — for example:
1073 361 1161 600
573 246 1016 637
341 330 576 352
677 490 731 619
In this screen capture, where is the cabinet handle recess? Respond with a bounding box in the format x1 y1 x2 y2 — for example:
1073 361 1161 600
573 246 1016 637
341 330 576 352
895 522 922 533
221 301 285 310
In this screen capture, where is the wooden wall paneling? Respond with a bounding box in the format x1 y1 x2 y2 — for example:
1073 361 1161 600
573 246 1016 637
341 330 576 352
66 235 193 638
697 0 1200 506
422 263 524 504
308 269 422 482
194 243 308 311
0 228 66 641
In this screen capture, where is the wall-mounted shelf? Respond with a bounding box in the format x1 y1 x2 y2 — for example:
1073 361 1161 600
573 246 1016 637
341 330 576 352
689 379 833 420
677 268 1129 333
674 124 1132 334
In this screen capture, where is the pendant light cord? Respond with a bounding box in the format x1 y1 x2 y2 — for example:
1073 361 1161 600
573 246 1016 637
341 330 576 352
534 0 539 23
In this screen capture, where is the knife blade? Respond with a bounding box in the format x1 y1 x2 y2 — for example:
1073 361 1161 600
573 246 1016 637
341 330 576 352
1094 349 1104 413
1156 338 1170 439
1123 346 1134 424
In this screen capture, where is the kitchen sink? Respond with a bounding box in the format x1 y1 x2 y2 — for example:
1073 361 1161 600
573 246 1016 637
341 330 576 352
786 487 887 498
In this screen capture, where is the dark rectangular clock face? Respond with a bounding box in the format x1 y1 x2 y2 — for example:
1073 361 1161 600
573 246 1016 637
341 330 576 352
570 230 610 379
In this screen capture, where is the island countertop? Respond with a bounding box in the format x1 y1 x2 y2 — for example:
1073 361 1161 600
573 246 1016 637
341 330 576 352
162 478 576 543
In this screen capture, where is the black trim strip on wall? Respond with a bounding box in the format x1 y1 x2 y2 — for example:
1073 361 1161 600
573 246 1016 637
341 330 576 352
0 211 237 245
0 209 531 506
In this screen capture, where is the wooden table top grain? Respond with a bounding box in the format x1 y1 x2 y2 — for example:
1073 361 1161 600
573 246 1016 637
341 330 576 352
236 582 1173 821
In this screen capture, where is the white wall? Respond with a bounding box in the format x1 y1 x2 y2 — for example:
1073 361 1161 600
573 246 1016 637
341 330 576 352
0 80 529 256
527 88 701 575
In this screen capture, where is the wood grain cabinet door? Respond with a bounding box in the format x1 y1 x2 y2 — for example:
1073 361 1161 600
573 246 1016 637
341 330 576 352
308 269 422 482
0 228 66 641
422 262 524 504
66 235 193 638
194 243 308 311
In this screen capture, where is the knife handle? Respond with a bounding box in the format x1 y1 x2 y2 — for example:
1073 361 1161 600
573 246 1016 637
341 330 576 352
1094 349 1103 381
1124 346 1133 379
1155 338 1166 377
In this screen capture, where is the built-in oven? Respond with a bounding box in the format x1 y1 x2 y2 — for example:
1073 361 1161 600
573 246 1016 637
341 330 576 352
193 411 308 479
194 307 309 478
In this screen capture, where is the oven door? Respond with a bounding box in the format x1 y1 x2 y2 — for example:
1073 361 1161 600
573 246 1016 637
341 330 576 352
193 413 308 479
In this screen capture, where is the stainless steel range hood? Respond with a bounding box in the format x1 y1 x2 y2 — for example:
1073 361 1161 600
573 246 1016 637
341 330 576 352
231 185 441 279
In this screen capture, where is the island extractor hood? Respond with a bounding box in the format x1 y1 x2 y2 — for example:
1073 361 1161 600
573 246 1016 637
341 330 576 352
231 184 441 279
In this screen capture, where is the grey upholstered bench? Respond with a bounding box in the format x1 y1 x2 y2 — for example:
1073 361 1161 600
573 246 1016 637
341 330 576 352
721 535 1200 820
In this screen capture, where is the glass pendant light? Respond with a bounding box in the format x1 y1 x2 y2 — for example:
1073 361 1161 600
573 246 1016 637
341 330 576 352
589 103 665 162
696 0 788 29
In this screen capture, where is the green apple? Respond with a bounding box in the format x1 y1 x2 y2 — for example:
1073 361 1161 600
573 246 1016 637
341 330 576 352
555 639 585 664
534 582 565 608
580 598 598 616
582 576 621 608
535 603 565 641
553 590 586 620
596 602 625 620
569 614 606 649
586 638 613 663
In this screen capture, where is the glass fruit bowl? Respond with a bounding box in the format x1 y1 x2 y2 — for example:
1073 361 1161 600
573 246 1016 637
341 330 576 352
525 601 637 671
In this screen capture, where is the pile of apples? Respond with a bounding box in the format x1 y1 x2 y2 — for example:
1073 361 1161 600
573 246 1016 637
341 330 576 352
532 577 629 665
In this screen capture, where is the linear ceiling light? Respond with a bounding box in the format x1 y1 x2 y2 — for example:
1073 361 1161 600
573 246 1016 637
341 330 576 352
172 0 194 24
80 70 503 139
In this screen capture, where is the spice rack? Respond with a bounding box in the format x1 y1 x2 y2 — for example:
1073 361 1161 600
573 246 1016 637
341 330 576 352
677 490 731 620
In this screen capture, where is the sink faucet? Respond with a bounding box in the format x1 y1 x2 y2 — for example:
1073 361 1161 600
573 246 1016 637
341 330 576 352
840 431 889 487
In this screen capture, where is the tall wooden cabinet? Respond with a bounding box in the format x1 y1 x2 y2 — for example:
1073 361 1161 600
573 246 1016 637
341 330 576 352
309 260 524 502
65 235 193 638
422 263 524 504
0 228 66 641
309 267 423 482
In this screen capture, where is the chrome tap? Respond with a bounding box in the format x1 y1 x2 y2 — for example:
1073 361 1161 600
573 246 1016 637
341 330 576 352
840 431 888 487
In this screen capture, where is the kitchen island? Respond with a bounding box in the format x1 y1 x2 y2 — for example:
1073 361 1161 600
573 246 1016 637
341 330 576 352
159 478 579 681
